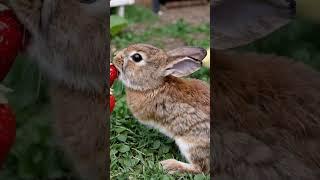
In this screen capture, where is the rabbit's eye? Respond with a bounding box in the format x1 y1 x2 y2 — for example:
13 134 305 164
80 0 97 4
131 53 143 62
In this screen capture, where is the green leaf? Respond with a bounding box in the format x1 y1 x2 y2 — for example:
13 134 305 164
194 174 208 180
110 15 128 37
117 134 127 142
114 127 126 133
151 140 161 150
159 145 170 155
118 145 130 153
110 149 118 155
160 175 172 180
4 56 48 110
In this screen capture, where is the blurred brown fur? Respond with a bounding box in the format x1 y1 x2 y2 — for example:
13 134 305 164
9 0 108 179
212 50 320 180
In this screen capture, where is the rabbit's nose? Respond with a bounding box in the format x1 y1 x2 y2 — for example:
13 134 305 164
114 50 124 60
113 53 124 69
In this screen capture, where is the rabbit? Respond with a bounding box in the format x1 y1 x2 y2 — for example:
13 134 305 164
7 0 108 179
113 43 210 174
212 50 320 180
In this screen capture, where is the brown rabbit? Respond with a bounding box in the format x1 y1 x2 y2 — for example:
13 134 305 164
7 0 108 179
213 50 320 180
113 43 210 174
212 1 320 179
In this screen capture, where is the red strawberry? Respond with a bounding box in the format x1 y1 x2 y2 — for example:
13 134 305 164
110 64 118 86
0 85 15 168
0 4 27 81
109 64 118 113
110 94 116 113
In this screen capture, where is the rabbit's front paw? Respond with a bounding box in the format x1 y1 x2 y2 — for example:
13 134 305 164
160 159 201 174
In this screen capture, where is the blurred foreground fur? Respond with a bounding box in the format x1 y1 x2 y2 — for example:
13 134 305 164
8 0 108 179
213 51 320 180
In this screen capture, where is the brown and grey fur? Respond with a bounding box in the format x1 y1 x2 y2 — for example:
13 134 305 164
211 1 320 179
7 0 108 179
113 44 210 174
212 0 294 50
213 50 320 180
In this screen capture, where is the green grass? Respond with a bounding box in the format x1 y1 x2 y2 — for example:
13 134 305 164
124 5 159 24
112 19 210 50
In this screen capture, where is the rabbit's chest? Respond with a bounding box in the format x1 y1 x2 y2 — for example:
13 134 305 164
126 93 158 120
139 120 174 138
126 91 174 136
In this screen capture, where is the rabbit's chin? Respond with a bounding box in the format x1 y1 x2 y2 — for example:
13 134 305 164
119 74 157 91
119 75 144 91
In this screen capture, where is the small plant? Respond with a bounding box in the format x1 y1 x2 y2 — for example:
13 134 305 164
110 15 128 37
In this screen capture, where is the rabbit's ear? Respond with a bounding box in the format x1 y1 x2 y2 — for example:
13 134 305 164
167 47 207 61
164 47 206 77
213 0 294 50
163 56 202 77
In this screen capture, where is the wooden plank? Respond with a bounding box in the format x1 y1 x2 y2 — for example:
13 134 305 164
110 0 135 7
135 0 153 8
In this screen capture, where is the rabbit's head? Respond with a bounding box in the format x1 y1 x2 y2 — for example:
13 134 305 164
7 0 108 91
113 44 207 91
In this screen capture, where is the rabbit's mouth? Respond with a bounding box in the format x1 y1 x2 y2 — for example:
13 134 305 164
112 54 125 75
112 63 122 75
113 63 126 84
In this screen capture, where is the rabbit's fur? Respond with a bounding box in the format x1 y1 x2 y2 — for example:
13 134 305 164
213 50 320 180
9 0 107 91
8 0 108 179
113 44 210 174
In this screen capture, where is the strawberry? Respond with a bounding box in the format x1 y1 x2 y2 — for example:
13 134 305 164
0 84 15 168
110 94 116 113
0 3 27 81
110 63 118 86
109 64 118 113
